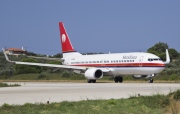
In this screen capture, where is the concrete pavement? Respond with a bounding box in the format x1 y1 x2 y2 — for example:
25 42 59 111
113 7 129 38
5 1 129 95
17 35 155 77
0 82 180 106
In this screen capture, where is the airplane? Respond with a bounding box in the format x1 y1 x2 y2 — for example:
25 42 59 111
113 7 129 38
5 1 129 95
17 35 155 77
2 22 170 83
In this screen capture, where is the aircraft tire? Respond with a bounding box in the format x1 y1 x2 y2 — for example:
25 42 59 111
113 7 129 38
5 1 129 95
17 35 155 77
87 79 96 83
118 76 123 83
149 78 153 83
92 80 96 83
114 77 119 83
87 80 92 83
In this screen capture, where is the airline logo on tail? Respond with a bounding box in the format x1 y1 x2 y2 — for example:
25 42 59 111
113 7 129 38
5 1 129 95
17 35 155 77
59 22 75 53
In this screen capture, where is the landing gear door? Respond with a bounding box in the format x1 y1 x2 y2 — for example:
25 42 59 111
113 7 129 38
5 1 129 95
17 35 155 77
139 56 144 67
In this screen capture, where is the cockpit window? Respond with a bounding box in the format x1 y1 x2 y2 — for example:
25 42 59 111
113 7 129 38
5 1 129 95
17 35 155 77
148 58 161 61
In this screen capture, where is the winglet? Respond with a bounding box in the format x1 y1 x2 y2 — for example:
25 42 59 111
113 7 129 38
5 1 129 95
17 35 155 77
2 48 14 63
164 49 170 64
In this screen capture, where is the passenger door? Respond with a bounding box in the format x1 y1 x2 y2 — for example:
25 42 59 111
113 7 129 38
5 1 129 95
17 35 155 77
139 56 144 67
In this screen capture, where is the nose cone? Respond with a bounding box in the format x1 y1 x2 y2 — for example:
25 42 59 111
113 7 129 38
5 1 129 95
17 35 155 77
156 61 165 73
161 61 165 67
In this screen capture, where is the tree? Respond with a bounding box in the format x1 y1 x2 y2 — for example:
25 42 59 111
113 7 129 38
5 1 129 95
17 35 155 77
168 48 179 59
48 60 62 65
159 53 166 61
26 52 37 56
147 42 168 54
53 53 62 58
147 42 169 60
147 42 180 61
15 58 42 74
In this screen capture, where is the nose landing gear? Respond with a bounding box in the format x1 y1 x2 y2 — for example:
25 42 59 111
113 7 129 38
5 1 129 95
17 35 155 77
148 78 153 83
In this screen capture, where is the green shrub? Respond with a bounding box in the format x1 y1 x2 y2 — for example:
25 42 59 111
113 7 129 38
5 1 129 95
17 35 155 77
38 73 46 79
169 74 178 81
2 103 10 108
61 72 70 78
0 83 9 87
15 58 42 74
173 90 180 101
107 99 117 105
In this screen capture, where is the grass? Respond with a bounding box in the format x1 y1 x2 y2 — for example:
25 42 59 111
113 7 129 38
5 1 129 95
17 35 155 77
0 90 179 114
0 82 20 87
0 73 180 83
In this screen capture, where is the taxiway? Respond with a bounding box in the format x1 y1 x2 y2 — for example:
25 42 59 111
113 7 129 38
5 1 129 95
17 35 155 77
0 82 180 106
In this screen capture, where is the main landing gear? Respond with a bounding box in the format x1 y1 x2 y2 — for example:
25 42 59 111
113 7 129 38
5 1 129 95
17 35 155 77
148 78 153 83
87 79 96 83
114 76 123 83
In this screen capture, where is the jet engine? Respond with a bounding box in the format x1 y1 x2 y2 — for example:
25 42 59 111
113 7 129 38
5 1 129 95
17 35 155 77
132 74 155 79
85 68 103 79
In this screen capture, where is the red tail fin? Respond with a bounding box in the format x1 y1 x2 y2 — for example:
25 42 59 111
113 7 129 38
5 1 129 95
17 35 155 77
59 22 75 53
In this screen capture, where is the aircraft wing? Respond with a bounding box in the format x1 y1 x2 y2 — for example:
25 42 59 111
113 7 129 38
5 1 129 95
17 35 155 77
2 48 110 72
27 56 62 61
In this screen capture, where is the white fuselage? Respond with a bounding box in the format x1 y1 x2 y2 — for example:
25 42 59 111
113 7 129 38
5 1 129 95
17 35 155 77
63 52 165 76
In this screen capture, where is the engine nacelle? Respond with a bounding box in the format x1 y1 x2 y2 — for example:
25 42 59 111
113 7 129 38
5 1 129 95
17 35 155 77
132 74 155 79
85 68 103 79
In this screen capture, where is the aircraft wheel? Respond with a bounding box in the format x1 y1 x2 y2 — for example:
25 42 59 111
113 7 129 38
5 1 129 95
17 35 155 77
114 77 119 83
118 76 123 83
87 79 96 83
87 80 92 83
92 80 96 83
149 78 153 83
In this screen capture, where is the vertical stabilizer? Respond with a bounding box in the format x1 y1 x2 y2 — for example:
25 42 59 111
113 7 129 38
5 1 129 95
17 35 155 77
59 22 81 58
59 22 75 53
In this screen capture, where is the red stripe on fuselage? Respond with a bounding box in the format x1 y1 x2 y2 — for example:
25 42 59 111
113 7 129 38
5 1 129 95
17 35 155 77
70 63 165 67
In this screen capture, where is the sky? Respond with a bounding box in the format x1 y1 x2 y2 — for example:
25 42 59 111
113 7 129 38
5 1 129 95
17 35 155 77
0 0 180 55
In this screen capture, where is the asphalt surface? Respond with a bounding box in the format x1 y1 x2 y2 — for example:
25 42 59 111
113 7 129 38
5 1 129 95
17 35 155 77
0 82 180 106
